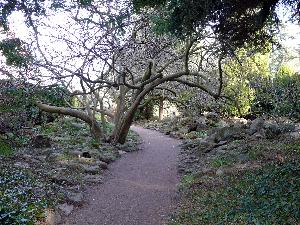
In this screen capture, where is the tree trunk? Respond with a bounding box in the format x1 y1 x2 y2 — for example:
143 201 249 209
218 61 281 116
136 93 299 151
158 97 164 121
37 102 102 141
113 109 136 144
100 100 107 136
112 84 154 144
112 85 126 139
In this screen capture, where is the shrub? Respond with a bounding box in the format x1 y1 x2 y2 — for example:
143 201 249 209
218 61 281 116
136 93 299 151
0 80 70 136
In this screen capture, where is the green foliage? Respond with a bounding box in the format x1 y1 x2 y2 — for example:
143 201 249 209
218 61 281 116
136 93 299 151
0 138 13 156
133 0 166 10
178 174 196 190
90 139 100 148
0 80 70 133
170 161 300 225
252 66 300 118
0 0 45 30
211 155 234 168
133 0 289 50
0 38 31 68
223 50 270 116
0 168 55 225
78 0 93 6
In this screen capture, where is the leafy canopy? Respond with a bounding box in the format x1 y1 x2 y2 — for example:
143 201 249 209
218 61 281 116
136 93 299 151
133 0 300 49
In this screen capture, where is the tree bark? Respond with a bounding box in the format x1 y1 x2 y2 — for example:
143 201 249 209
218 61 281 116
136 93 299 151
158 97 164 121
36 102 102 141
99 100 107 136
112 83 155 144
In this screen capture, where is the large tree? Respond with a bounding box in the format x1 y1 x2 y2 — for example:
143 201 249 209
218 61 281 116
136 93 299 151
1 0 227 144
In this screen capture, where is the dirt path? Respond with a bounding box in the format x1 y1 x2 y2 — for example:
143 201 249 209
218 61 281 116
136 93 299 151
64 125 180 225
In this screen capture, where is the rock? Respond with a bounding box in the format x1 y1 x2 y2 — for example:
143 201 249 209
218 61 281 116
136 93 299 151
265 123 281 138
287 131 300 139
66 192 84 206
249 118 264 135
253 130 265 139
237 154 250 163
96 160 108 169
14 162 30 168
205 112 220 122
83 174 103 183
216 168 224 176
69 150 82 158
118 150 126 155
232 117 248 125
196 140 215 153
206 126 243 143
31 135 51 148
98 152 117 163
188 121 198 132
215 140 228 147
45 209 62 225
82 164 101 174
57 203 74 216
216 148 226 154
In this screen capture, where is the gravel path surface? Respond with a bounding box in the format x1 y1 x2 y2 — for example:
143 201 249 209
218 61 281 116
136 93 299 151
64 125 180 225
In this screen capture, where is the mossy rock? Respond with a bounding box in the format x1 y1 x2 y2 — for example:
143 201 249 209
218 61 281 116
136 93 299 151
0 138 13 156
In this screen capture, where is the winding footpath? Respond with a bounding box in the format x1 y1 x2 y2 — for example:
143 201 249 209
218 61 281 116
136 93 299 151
64 125 180 225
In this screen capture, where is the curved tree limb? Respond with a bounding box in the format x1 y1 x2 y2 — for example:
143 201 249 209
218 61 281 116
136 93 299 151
36 102 102 141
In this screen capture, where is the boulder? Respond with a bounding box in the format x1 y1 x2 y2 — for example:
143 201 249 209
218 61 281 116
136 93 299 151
264 122 295 139
206 126 244 143
249 117 264 135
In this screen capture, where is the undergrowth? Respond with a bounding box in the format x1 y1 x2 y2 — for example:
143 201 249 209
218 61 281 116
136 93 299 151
0 168 56 225
170 161 300 225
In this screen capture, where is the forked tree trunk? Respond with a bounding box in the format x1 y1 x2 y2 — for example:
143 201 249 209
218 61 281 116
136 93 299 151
37 102 102 141
112 85 154 144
